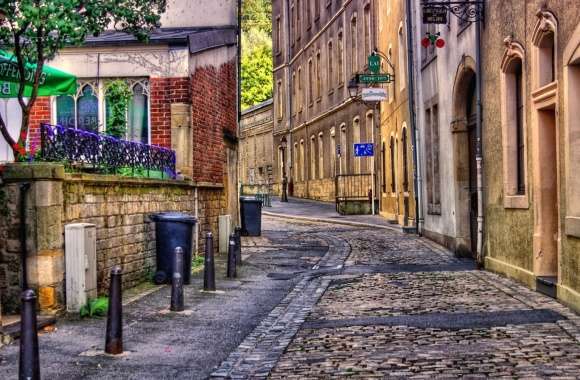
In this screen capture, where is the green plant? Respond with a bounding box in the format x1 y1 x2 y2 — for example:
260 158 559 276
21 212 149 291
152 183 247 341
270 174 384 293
105 80 133 138
192 255 204 272
79 297 109 318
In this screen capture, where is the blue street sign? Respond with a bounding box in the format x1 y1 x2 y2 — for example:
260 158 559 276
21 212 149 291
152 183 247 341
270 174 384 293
336 144 341 156
354 143 374 157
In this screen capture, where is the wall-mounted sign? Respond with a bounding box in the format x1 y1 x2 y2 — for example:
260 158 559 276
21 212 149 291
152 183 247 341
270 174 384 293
358 74 393 84
354 143 374 157
422 6 447 24
368 55 381 74
361 88 387 102
336 144 341 156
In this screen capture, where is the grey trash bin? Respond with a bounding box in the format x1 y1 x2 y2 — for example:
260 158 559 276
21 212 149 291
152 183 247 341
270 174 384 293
240 196 262 236
150 212 197 285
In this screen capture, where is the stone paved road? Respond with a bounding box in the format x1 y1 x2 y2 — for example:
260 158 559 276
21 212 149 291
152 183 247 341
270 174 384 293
212 217 580 379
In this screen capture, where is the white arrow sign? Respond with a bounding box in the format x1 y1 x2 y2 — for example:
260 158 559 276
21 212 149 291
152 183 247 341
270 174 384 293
361 88 388 102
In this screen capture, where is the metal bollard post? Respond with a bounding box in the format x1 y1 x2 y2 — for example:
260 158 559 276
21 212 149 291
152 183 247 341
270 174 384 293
105 266 123 355
234 227 242 267
19 289 40 380
204 232 216 291
227 234 237 278
170 247 185 312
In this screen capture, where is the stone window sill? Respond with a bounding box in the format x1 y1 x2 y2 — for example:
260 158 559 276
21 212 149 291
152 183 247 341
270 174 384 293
565 216 580 238
504 195 529 209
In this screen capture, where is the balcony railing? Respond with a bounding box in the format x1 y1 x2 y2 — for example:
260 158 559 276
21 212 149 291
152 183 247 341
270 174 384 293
40 123 176 179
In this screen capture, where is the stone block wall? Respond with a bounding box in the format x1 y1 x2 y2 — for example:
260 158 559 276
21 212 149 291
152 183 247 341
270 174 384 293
0 164 226 314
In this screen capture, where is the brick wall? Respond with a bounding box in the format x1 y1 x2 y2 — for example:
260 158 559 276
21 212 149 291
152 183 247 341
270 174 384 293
0 164 226 313
191 61 237 184
150 77 191 148
28 97 51 148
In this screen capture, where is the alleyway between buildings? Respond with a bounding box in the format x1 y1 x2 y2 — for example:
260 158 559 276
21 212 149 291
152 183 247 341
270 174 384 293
1 201 580 379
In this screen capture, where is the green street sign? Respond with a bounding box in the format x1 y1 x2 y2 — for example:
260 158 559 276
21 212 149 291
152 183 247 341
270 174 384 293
358 74 393 83
368 55 380 74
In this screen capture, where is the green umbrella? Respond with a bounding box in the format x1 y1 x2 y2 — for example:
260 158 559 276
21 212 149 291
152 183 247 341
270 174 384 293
0 50 77 98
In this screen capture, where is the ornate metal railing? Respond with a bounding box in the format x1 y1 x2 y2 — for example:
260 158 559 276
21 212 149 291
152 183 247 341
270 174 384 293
40 123 176 178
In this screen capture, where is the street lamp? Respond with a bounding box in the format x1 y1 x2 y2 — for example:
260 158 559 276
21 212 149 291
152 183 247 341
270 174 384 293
280 136 288 202
347 77 360 99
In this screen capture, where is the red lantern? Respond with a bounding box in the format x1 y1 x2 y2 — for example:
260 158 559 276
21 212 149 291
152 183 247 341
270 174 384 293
421 37 430 48
435 38 446 49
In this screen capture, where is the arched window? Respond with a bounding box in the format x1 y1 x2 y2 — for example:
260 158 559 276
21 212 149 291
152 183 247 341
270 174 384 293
300 139 305 181
308 58 314 105
381 141 387 193
127 83 149 143
298 67 303 112
353 117 361 174
390 136 396 193
310 135 316 179
532 10 557 88
398 23 406 91
501 38 527 207
292 71 297 115
76 84 98 132
402 126 409 192
364 4 371 58
276 80 284 121
338 30 344 86
293 142 299 180
316 50 322 99
340 124 347 174
330 128 336 177
318 132 324 179
327 41 334 91
351 14 358 74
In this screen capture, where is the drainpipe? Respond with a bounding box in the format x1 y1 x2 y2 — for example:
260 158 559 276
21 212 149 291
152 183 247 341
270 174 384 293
405 0 423 235
475 12 484 266
20 182 31 290
237 0 243 226
194 187 199 255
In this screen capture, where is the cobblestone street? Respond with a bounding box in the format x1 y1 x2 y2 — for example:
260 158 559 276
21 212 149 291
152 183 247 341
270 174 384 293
215 215 580 379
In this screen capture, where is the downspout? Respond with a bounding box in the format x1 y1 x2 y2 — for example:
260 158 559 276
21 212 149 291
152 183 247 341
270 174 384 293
405 0 423 235
194 187 199 256
475 11 484 266
237 0 242 226
285 0 293 187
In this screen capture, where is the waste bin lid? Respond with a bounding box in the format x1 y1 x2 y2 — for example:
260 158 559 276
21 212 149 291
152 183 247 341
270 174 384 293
150 212 197 224
240 196 260 202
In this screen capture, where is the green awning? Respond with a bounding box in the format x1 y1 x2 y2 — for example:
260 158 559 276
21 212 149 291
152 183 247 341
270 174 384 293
0 51 77 98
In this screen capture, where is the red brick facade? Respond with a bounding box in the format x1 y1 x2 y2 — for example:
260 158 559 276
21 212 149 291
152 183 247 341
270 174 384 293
149 77 191 148
28 97 51 148
191 61 237 184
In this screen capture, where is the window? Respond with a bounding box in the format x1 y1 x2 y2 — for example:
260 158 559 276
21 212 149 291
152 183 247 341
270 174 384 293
293 142 299 180
398 24 406 91
310 135 316 179
55 79 150 143
364 5 371 58
296 0 301 40
338 30 344 85
424 104 441 213
315 0 320 19
390 136 396 193
351 15 358 74
276 16 282 53
501 40 528 208
353 117 360 174
308 58 314 105
316 50 322 99
298 67 303 112
327 41 334 91
330 128 336 177
278 146 284 181
300 139 305 181
381 141 387 193
306 0 311 28
565 32 580 234
292 71 297 115
340 124 347 174
538 31 556 87
318 133 324 179
277 80 284 120
291 4 295 44
402 126 409 192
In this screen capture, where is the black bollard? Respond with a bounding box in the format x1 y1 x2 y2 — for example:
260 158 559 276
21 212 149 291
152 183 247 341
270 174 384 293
227 234 237 278
234 227 242 267
105 266 123 355
204 232 216 291
19 289 40 380
170 247 185 312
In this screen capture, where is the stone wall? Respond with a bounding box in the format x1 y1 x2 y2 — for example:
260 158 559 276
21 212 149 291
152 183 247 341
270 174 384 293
0 163 226 315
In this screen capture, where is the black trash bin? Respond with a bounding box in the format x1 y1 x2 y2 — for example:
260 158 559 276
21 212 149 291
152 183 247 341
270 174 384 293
150 212 197 285
240 196 262 236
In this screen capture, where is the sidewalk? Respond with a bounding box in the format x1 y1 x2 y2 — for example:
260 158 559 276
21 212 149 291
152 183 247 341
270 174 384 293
264 197 405 231
0 217 332 380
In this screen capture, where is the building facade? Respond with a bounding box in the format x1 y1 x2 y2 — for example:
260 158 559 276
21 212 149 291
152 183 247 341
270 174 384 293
482 0 580 311
239 99 274 190
377 0 415 226
272 0 378 204
409 0 479 256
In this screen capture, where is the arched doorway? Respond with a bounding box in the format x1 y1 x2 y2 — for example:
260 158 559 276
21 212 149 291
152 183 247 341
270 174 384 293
451 57 478 257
